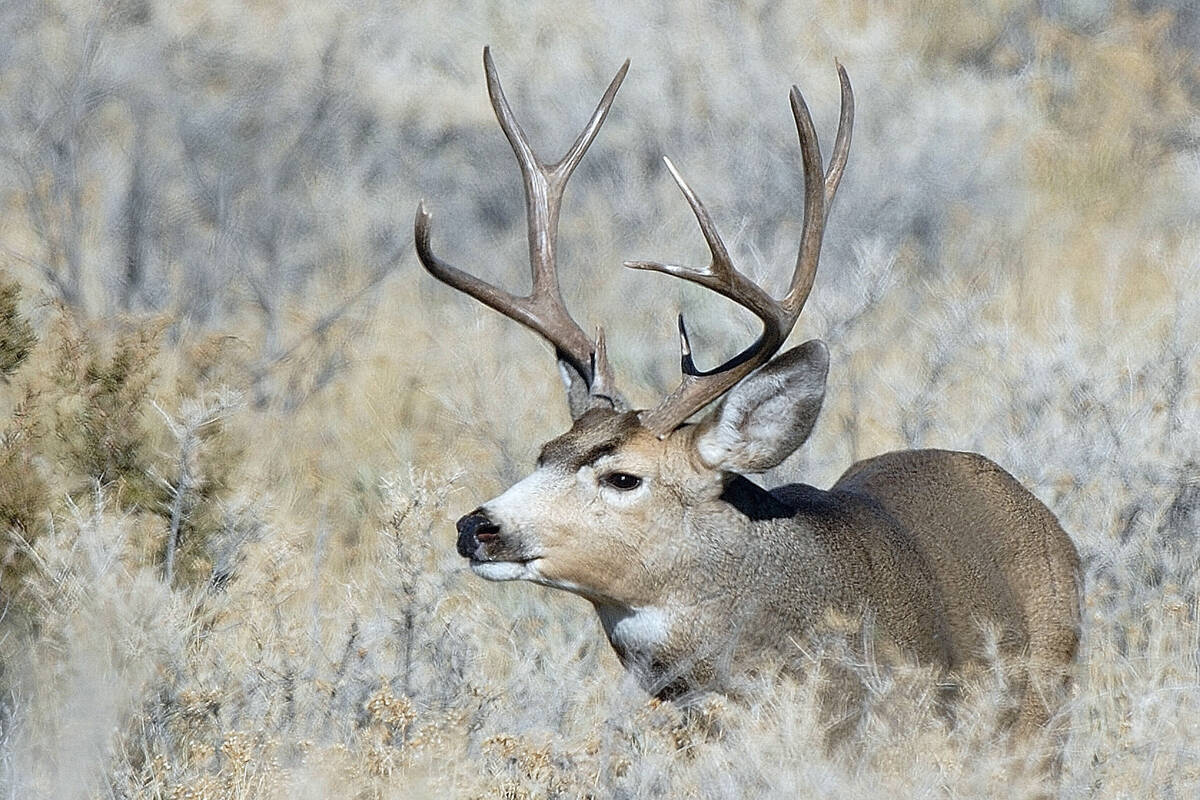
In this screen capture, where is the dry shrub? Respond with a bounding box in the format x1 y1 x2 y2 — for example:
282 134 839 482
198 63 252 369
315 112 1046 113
40 310 164 505
0 275 36 378
0 303 246 630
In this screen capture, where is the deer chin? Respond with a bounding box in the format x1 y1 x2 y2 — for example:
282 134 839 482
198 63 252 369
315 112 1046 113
469 557 543 582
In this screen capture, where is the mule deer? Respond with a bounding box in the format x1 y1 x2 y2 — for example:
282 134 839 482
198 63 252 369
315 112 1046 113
415 48 1081 741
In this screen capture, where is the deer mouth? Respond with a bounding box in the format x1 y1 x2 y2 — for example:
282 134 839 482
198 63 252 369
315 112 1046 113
469 554 539 564
462 535 541 568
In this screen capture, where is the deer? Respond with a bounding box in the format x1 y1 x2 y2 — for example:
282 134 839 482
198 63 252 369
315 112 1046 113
414 48 1082 747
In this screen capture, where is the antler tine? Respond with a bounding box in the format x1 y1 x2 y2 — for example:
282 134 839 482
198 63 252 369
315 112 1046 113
781 81 828 315
552 58 630 184
416 47 627 406
626 157 778 317
824 62 855 207
590 326 617 402
630 66 853 437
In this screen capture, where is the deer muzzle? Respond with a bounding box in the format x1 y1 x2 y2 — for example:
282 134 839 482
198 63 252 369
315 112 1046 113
456 509 500 558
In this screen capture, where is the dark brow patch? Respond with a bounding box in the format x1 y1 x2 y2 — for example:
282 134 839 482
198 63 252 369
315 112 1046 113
576 442 619 470
536 409 641 471
540 436 623 472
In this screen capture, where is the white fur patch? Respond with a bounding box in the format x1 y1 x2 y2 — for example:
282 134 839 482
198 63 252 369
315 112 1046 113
596 604 670 657
486 467 562 526
470 560 540 582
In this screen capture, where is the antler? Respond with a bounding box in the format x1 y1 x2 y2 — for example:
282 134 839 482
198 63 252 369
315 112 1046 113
415 47 628 416
628 64 854 437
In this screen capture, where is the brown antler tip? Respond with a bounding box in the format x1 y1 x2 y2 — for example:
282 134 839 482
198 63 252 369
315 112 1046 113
593 325 610 377
483 47 506 105
622 260 675 273
661 155 709 215
835 61 852 90
587 325 621 409
789 84 807 112
623 260 711 281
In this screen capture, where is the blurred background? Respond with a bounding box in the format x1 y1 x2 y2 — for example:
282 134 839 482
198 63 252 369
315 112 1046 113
0 1 1197 797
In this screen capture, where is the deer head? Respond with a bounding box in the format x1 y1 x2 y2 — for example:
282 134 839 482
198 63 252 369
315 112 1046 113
415 47 852 609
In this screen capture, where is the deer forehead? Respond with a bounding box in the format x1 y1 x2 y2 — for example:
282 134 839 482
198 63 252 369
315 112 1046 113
536 408 664 472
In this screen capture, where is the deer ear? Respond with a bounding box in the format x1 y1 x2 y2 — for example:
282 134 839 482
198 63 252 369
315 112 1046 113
693 339 828 473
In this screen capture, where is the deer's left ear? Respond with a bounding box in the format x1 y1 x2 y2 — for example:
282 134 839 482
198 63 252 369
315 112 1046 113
693 339 828 473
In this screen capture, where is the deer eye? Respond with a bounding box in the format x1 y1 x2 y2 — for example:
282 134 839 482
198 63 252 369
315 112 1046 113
601 472 642 491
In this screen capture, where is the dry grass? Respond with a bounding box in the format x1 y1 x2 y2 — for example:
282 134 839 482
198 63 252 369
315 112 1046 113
1 0 1198 797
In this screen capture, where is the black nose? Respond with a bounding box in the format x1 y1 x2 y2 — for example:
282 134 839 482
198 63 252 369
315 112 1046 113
456 509 500 557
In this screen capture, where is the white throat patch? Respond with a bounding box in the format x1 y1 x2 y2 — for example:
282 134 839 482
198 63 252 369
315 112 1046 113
596 604 670 658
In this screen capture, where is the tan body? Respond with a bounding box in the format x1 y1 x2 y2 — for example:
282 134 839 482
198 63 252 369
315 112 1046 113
418 48 1082 746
